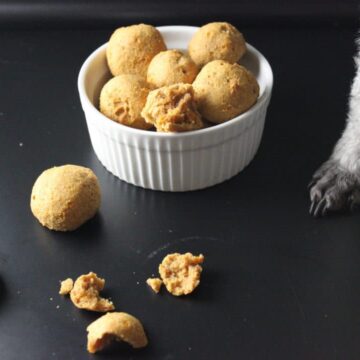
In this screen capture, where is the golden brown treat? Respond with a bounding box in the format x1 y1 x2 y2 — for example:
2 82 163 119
100 74 152 130
107 24 166 77
188 22 246 67
30 165 101 231
59 278 74 295
70 272 114 312
147 50 198 88
87 312 148 353
141 83 204 132
146 278 162 293
159 253 204 296
193 60 259 123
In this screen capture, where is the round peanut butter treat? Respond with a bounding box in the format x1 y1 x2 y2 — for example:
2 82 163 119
30 165 101 231
100 74 152 130
141 83 204 133
107 23 166 77
188 22 246 67
193 60 259 123
147 49 199 88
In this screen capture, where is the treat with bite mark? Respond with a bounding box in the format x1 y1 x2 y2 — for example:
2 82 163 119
70 272 114 312
141 83 204 132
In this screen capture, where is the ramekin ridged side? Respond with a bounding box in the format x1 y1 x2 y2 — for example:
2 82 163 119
78 26 273 192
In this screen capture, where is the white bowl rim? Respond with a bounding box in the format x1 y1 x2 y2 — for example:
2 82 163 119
78 25 274 139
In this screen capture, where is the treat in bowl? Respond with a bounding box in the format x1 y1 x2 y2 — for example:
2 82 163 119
141 83 204 132
100 74 151 130
188 22 246 67
147 49 198 88
107 23 166 77
30 165 101 231
193 60 259 123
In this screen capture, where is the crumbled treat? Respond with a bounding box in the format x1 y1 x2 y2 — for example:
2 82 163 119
193 60 259 123
147 49 198 88
87 312 148 353
141 83 204 132
100 74 151 130
188 22 246 67
59 278 74 295
107 24 166 77
159 253 204 296
69 272 114 312
30 165 101 231
146 278 163 293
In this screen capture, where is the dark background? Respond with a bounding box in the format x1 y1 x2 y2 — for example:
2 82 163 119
0 0 359 28
1 1 360 360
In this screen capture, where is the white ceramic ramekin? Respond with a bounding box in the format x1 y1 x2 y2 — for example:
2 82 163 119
78 26 273 191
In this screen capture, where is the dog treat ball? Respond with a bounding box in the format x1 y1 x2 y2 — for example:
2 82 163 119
107 24 166 77
188 22 246 67
100 74 152 130
147 50 199 88
141 83 204 132
30 165 101 231
193 60 259 123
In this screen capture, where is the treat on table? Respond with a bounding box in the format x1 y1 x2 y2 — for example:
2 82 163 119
30 165 101 231
69 272 115 312
158 252 204 296
100 74 151 130
87 312 148 353
188 22 246 67
59 278 74 295
147 49 198 88
141 83 204 132
146 278 163 293
107 23 166 77
193 60 259 123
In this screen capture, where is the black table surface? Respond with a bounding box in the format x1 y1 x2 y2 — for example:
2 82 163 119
1 23 360 360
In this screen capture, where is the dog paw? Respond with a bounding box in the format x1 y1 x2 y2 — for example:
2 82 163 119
309 159 360 217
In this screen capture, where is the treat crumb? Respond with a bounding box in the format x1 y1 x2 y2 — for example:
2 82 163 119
59 278 74 295
146 278 163 293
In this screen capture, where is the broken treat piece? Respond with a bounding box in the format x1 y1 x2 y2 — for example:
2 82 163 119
159 253 204 296
141 83 204 132
70 272 114 312
87 312 148 353
59 278 74 295
146 278 163 293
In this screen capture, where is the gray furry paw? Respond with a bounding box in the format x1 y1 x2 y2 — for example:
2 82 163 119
309 159 360 217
